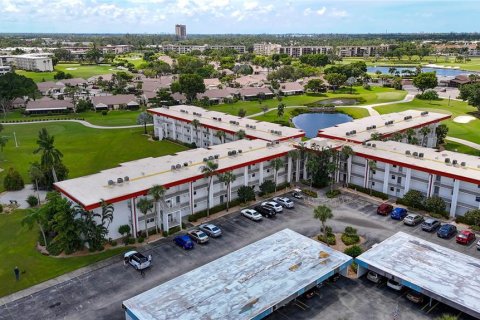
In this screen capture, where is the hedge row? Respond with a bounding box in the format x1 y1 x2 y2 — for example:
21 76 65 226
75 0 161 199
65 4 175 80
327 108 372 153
302 189 318 198
188 198 243 222
347 183 389 200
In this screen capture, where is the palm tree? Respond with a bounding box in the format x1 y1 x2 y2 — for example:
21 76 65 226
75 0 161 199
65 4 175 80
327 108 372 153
277 103 285 118
306 156 319 187
368 160 377 195
236 129 246 140
201 160 219 217
313 205 333 246
191 119 200 143
391 132 404 142
420 126 431 146
388 67 397 76
406 128 416 144
340 145 353 187
270 158 284 192
33 128 63 182
0 136 8 152
215 130 226 144
137 198 153 239
326 161 337 192
148 185 166 233
219 171 236 211
22 207 48 247
370 132 383 141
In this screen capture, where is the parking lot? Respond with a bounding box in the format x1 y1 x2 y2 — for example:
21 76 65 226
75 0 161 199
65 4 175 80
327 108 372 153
1 189 478 320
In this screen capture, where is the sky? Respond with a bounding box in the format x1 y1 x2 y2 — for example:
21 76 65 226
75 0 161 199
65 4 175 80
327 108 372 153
0 0 479 34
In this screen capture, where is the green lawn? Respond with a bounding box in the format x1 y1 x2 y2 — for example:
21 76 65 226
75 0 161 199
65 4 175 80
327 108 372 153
443 141 480 156
335 107 370 119
374 98 480 144
16 63 122 82
209 86 406 117
115 55 147 69
0 210 132 297
0 123 188 191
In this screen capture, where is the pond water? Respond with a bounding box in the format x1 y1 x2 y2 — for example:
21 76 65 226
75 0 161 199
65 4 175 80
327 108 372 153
292 113 353 138
367 66 476 77
313 98 360 106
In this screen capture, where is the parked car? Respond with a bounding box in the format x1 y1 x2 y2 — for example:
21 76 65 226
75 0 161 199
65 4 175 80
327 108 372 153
421 218 441 232
241 208 263 221
254 205 276 218
377 203 393 216
437 224 457 239
261 201 283 213
366 271 382 284
174 235 194 250
456 230 476 245
199 224 222 237
292 189 303 199
124 250 151 270
406 290 424 304
273 197 294 208
187 229 209 244
390 207 408 220
387 279 403 291
403 214 423 226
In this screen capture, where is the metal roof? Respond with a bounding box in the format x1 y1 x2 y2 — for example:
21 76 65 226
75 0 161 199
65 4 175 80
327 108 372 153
123 229 352 320
356 232 480 318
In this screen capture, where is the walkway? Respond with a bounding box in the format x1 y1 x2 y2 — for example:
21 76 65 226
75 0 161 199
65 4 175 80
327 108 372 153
2 119 151 130
0 184 48 209
445 136 480 151
246 93 415 118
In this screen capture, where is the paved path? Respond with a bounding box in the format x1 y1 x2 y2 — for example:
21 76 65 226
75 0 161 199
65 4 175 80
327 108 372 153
2 119 151 130
445 136 480 151
0 184 48 209
246 93 415 118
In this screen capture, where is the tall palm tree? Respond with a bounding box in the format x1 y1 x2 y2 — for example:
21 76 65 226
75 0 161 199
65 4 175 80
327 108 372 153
340 145 354 187
215 130 226 144
313 205 333 246
306 156 319 187
191 119 201 144
406 128 416 144
219 171 236 211
22 207 48 247
148 185 166 233
420 126 431 146
137 198 153 239
201 160 219 217
236 129 246 140
288 150 299 182
33 128 63 182
270 158 284 192
326 161 337 192
368 160 377 195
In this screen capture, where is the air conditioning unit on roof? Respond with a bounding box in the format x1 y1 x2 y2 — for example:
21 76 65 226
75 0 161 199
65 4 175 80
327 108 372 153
117 177 124 183
108 180 115 186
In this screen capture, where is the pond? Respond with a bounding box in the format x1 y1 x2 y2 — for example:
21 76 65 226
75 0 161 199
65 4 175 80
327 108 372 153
292 112 353 138
312 98 360 106
367 66 476 77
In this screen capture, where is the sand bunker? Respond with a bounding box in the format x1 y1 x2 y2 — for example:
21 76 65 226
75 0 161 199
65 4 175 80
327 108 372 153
65 67 78 70
453 115 476 123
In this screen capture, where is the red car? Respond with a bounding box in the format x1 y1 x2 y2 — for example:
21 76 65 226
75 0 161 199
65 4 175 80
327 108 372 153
377 203 393 216
456 230 476 245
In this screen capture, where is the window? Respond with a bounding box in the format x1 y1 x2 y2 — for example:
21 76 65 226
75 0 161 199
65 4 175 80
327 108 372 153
434 186 440 194
390 187 394 191
397 188 400 192
372 170 376 174
267 169 270 173
372 182 375 186
391 175 395 180
146 218 154 224
392 165 397 168
476 196 480 202
194 191 197 195
194 204 197 208
176 196 180 203
252 173 256 177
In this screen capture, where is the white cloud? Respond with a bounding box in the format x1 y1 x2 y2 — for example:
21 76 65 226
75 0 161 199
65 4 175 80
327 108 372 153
244 1 258 10
316 7 327 15
330 8 349 18
303 8 312 16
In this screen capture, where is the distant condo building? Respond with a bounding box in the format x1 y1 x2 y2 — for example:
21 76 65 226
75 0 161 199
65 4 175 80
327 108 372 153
254 43 390 57
160 44 246 54
175 24 187 40
0 53 53 71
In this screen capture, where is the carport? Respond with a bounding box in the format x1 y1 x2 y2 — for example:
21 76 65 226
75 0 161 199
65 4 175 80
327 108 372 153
123 228 352 320
355 231 480 319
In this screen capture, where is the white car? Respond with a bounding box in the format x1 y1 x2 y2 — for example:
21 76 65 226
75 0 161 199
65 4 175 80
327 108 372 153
273 197 294 208
241 208 263 221
261 201 283 213
199 223 222 237
124 251 151 270
366 271 382 284
387 279 403 291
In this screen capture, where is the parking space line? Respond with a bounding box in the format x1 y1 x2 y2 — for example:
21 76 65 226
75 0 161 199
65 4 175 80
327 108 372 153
426 301 440 314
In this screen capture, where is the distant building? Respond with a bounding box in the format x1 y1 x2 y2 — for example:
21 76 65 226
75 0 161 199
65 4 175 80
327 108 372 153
253 43 390 58
160 44 246 54
175 24 187 40
253 43 282 55
0 53 53 72
0 65 11 76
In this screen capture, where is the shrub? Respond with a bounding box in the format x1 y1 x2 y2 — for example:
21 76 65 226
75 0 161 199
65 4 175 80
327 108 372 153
237 185 256 203
326 189 341 198
401 190 425 210
458 209 480 227
344 245 363 258
4 168 25 191
0 204 3 213
276 182 291 191
341 234 360 245
259 180 275 196
137 237 145 243
302 189 318 198
47 241 63 256
424 196 447 215
128 238 136 245
318 234 336 245
101 110 108 115
168 226 181 235
416 90 439 101
344 226 357 235
118 224 131 237
351 261 358 273
26 195 39 207
347 183 388 200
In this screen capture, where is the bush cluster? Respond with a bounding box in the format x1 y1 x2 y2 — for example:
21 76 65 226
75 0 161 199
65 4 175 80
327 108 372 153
415 90 439 101
344 245 363 258
347 183 388 200
4 168 24 191
326 189 341 198
396 191 448 218
318 226 336 245
302 189 318 198
341 226 360 245
26 195 39 207
187 198 243 222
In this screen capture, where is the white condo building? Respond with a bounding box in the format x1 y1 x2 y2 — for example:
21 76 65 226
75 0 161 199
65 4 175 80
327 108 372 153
0 53 54 71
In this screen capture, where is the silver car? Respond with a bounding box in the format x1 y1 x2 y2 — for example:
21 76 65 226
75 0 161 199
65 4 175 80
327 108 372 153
188 229 209 243
124 251 151 270
261 201 283 213
273 197 294 208
199 223 222 237
403 214 423 226
241 208 263 221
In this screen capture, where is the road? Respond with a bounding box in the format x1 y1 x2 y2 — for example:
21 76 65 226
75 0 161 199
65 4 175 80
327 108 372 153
1 190 478 320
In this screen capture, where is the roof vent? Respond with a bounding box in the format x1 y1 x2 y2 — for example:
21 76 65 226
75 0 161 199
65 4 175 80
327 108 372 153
413 152 418 157
238 149 242 153
351 130 356 134
452 160 458 166
421 111 429 116
367 143 372 147
124 176 129 182
362 141 367 146
371 143 376 148
405 150 411 155
461 161 466 167
372 125 377 129
171 165 176 170
184 162 188 167
208 155 214 160
108 180 115 186
117 177 124 184
419 153 424 158
346 132 351 136
176 164 181 169
445 158 450 164
276 141 280 145
214 154 219 159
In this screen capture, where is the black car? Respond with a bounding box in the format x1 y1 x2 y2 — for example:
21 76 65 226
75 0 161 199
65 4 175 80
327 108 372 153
254 205 276 218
